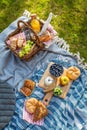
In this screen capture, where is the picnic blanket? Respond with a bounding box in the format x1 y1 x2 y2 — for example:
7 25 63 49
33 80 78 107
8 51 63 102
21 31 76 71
0 81 15 130
0 15 87 130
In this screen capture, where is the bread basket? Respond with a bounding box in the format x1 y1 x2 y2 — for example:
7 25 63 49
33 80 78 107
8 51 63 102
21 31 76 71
5 18 45 61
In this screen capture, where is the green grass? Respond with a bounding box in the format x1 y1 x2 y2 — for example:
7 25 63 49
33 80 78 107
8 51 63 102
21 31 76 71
0 0 87 62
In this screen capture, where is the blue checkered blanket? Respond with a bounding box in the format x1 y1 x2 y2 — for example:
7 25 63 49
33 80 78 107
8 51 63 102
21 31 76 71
0 16 87 130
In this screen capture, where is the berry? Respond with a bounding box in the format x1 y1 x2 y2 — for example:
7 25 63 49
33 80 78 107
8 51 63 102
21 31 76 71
49 63 64 77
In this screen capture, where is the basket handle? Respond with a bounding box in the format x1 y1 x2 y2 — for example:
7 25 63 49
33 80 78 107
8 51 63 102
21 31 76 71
17 20 41 47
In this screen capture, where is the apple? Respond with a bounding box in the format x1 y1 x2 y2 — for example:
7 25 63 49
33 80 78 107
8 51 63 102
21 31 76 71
60 76 69 86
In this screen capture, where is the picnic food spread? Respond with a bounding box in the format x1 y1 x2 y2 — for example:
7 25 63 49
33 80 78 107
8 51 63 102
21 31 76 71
5 13 55 61
19 62 81 123
1 12 83 129
39 62 81 104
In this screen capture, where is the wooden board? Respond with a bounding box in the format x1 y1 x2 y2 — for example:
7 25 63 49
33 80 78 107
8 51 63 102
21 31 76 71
42 91 53 106
39 62 73 99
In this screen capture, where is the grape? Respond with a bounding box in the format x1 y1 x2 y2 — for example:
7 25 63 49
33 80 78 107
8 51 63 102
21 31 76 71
26 51 29 54
53 86 62 96
25 48 30 52
19 40 35 57
19 51 24 58
27 40 34 46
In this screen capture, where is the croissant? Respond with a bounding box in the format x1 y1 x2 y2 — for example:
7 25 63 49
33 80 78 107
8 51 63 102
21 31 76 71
20 79 35 96
24 79 35 90
25 98 38 114
67 66 80 80
20 87 31 96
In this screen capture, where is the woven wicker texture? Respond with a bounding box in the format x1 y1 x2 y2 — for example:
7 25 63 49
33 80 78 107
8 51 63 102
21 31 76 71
5 20 44 61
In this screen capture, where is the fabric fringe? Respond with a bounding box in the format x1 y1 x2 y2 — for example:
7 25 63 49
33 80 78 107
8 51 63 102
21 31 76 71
23 10 31 18
56 36 87 69
23 10 87 69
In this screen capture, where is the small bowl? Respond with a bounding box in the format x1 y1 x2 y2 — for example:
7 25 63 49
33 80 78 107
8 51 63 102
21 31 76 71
49 63 64 77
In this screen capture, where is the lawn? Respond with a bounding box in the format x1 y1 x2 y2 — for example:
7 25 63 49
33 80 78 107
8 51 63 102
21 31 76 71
0 0 87 62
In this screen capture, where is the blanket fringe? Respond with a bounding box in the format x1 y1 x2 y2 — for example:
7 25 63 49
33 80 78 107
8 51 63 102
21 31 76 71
56 37 87 69
23 10 31 18
23 10 87 69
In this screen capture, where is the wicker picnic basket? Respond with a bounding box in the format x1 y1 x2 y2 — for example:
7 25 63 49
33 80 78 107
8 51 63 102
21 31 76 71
5 19 45 61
